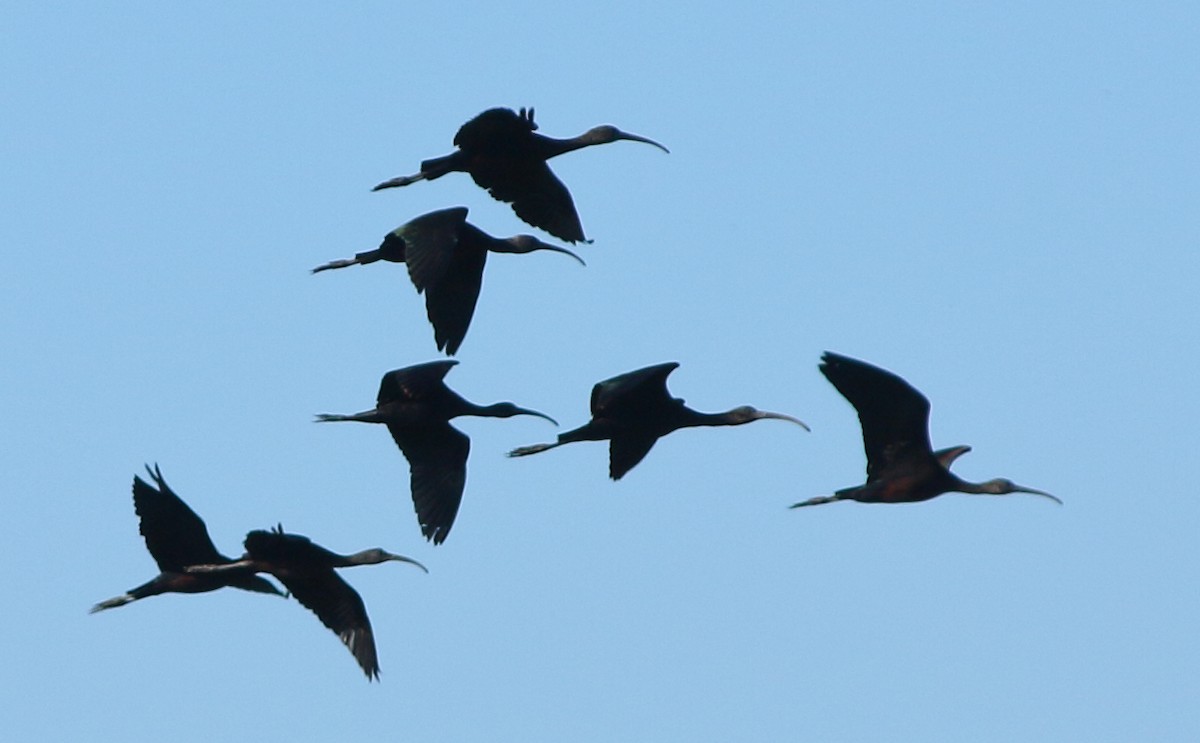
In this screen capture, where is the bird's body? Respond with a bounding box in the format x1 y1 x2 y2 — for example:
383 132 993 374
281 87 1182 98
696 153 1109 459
790 352 1059 508
313 206 583 355
91 465 284 613
316 360 556 544
372 107 669 243
508 362 808 480
187 526 426 681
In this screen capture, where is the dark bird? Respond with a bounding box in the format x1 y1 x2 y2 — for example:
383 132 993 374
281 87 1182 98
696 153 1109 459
91 465 284 613
371 107 669 243
312 206 584 355
507 362 808 480
188 525 426 681
316 360 556 544
790 352 1060 508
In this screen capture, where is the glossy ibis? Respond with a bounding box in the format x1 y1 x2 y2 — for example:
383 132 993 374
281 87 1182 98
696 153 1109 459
91 465 284 613
316 360 556 544
371 107 669 243
790 352 1060 508
507 362 808 480
312 206 584 355
189 525 426 680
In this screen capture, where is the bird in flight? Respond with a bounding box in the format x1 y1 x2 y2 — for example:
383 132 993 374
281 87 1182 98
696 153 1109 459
790 352 1059 508
91 465 284 613
313 206 583 355
317 360 556 543
189 525 426 680
508 361 808 480
372 107 668 243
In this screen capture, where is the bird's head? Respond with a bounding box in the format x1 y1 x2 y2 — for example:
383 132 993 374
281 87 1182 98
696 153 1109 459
584 125 670 153
501 235 586 265
726 405 811 431
978 478 1062 504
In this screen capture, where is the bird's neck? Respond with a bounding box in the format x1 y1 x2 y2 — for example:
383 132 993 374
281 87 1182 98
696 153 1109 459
538 135 591 160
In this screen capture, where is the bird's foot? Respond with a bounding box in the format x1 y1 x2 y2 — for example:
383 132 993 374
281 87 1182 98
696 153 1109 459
507 443 554 457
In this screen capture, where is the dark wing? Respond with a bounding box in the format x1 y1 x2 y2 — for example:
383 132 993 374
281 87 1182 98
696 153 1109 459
133 465 225 572
473 160 586 243
590 362 680 418
377 360 459 405
422 228 487 355
387 422 470 545
277 566 380 680
453 108 536 151
399 207 470 291
608 433 660 480
819 352 933 481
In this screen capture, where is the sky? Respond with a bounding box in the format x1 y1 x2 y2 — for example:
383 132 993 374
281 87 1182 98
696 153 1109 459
3 2 1198 741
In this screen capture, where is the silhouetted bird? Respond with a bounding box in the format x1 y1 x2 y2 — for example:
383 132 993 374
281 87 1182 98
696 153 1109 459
508 362 808 480
91 465 284 613
313 206 584 355
790 352 1059 508
316 360 556 544
189 525 426 681
371 107 668 243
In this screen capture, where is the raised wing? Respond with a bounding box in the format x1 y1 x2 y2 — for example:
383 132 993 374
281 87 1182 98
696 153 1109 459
376 360 458 405
399 207 470 291
133 465 225 572
819 352 933 481
590 362 680 418
453 107 537 151
388 421 470 545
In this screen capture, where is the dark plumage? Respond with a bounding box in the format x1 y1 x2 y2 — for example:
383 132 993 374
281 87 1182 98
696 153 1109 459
508 362 808 480
90 465 283 613
312 206 583 355
790 352 1060 508
188 526 426 680
316 360 556 544
371 107 669 243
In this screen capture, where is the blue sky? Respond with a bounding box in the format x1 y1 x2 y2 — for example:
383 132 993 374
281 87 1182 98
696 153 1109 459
3 3 1198 741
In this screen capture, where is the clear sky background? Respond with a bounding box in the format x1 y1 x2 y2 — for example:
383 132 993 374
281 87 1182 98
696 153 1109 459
3 3 1198 741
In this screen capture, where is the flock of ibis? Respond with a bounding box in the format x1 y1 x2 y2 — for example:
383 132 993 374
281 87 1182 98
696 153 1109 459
93 106 1057 680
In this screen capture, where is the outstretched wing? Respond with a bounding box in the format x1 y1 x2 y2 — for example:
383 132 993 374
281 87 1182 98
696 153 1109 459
242 529 381 679
388 422 470 545
608 433 660 481
819 352 933 482
399 207 470 291
279 567 380 680
133 465 225 572
481 162 586 244
376 361 459 405
422 234 487 355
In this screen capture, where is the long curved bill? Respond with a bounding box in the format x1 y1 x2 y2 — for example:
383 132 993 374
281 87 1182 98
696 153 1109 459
759 411 811 432
385 553 430 573
616 130 670 154
517 408 558 426
542 243 586 266
1016 486 1062 505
